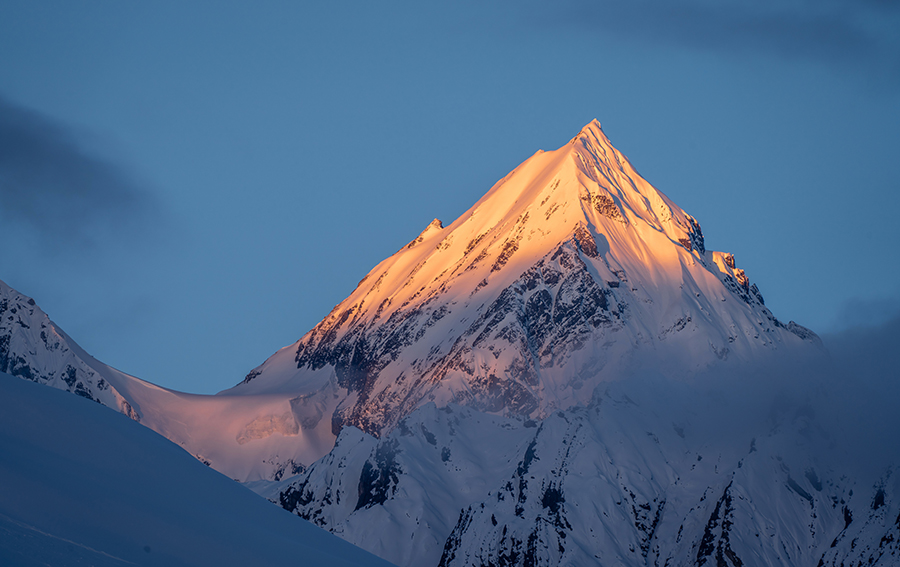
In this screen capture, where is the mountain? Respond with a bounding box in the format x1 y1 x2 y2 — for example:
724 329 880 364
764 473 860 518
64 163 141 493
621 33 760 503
231 121 900 567
0 371 394 567
227 119 817 449
0 120 819 483
2 120 895 567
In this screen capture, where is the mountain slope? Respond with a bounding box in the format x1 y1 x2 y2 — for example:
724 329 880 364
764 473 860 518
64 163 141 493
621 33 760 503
266 368 896 567
229 120 817 444
0 372 394 567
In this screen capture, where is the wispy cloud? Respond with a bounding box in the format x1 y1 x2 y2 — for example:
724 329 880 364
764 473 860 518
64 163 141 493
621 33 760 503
0 94 159 251
543 0 900 84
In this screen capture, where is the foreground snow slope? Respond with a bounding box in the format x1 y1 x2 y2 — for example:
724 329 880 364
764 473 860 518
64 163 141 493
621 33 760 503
0 372 394 567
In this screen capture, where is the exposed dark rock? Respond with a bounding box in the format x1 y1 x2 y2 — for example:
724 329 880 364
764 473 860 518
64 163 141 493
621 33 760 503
464 233 488 256
280 478 317 513
873 487 886 511
63 365 78 388
271 459 305 482
787 475 814 505
697 481 744 567
588 193 626 223
356 438 402 510
541 486 565 516
241 369 262 385
573 223 598 258
491 237 520 273
687 216 706 254
406 219 444 249
438 507 475 567
722 253 736 269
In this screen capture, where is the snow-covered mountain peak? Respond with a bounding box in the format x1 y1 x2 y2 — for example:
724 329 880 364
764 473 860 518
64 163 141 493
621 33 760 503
442 119 701 266
231 120 818 455
569 118 607 145
570 119 615 154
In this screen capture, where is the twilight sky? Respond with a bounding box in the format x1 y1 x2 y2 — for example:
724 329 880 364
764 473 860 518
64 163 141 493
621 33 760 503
1 1 898 394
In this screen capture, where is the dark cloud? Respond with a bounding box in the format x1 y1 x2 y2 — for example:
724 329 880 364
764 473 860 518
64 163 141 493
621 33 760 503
0 94 158 251
613 309 900 480
821 312 900 390
542 0 900 84
810 314 900 472
827 294 900 331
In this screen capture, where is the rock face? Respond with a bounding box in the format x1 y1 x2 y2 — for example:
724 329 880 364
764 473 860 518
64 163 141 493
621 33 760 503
230 120 817 450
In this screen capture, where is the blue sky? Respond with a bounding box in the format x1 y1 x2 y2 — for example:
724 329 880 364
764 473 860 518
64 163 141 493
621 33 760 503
1 1 898 393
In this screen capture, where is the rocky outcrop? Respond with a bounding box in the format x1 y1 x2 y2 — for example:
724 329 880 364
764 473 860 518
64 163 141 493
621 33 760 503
0 279 135 417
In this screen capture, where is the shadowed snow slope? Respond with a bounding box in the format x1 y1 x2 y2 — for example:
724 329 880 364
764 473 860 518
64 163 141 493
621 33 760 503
0 372 394 567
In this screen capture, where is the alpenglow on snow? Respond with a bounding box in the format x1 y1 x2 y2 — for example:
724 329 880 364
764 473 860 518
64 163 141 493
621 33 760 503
223 120 819 476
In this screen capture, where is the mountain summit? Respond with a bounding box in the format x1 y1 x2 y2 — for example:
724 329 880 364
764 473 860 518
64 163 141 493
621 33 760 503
228 120 816 447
